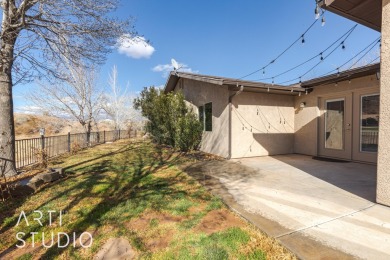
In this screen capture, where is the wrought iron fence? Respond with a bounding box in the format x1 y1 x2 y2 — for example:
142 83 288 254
361 130 379 145
15 130 136 169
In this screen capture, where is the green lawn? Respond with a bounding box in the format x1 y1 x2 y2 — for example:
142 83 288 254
0 139 295 259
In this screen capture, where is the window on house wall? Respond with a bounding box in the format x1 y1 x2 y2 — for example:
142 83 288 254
205 102 212 131
199 105 204 130
198 103 212 131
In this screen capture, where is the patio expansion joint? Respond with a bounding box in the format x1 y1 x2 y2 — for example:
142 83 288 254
275 203 376 239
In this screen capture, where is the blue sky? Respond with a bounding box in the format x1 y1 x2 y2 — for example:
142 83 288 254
14 0 380 112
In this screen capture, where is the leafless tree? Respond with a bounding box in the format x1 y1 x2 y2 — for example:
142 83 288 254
102 65 139 131
29 63 102 144
0 0 135 177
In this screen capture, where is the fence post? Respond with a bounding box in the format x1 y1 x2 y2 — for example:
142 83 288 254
67 132 71 152
119 129 121 140
103 130 106 143
41 134 45 150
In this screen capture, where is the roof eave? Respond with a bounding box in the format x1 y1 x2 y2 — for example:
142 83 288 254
301 63 380 88
319 0 381 32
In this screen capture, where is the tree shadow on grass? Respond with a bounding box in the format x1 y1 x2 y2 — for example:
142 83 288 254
0 141 189 259
0 142 138 234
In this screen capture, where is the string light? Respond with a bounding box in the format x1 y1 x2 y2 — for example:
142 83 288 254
301 35 305 44
341 41 346 50
255 24 357 84
315 4 320 20
237 14 323 80
321 16 326 26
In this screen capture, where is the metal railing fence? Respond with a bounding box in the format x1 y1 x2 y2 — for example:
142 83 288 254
15 130 136 169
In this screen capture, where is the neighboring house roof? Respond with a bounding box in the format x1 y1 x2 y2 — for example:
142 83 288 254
301 63 380 88
319 0 381 31
164 71 305 96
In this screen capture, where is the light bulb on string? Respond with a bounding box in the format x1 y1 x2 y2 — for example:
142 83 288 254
341 41 346 50
320 53 324 61
321 16 326 26
315 4 320 20
301 35 305 45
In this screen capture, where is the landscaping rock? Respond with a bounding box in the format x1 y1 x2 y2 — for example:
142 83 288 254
36 171 61 183
8 168 65 197
27 177 45 190
94 238 136 260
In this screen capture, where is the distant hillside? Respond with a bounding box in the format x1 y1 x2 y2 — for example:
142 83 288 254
14 113 115 139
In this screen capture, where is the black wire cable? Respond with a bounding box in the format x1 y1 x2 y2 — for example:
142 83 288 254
252 24 357 82
276 24 358 85
313 37 380 79
237 12 325 80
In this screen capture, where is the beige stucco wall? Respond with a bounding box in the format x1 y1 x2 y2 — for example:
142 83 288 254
178 78 230 158
377 0 390 206
231 92 295 158
294 75 380 156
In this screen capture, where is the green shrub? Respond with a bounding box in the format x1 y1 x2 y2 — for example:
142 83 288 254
134 87 202 152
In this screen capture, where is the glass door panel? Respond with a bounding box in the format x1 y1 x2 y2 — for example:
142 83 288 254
325 99 345 150
361 94 379 153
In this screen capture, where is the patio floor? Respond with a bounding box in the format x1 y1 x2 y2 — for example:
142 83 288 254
183 154 390 259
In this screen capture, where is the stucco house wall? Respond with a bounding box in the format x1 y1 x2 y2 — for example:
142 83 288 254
377 0 390 206
294 75 380 156
231 92 295 158
177 78 230 158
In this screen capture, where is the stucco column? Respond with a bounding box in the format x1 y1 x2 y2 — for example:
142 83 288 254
377 0 390 206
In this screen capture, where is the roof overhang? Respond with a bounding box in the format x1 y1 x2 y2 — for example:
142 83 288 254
164 71 305 96
319 0 381 31
301 63 380 88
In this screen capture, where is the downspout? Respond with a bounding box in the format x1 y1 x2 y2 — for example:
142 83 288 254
227 85 244 159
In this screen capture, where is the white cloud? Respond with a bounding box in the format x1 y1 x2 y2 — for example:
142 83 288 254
116 35 155 59
152 60 198 77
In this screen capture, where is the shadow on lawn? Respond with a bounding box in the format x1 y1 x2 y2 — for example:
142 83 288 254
0 141 191 259
0 142 137 235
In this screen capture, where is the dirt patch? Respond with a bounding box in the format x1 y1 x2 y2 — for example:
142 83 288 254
143 229 175 252
188 204 206 215
127 211 185 231
126 211 184 252
194 208 245 235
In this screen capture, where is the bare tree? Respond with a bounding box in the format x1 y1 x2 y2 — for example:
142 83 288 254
29 63 102 144
102 65 138 131
0 0 135 176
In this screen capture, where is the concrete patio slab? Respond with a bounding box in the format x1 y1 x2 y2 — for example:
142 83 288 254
183 154 390 259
